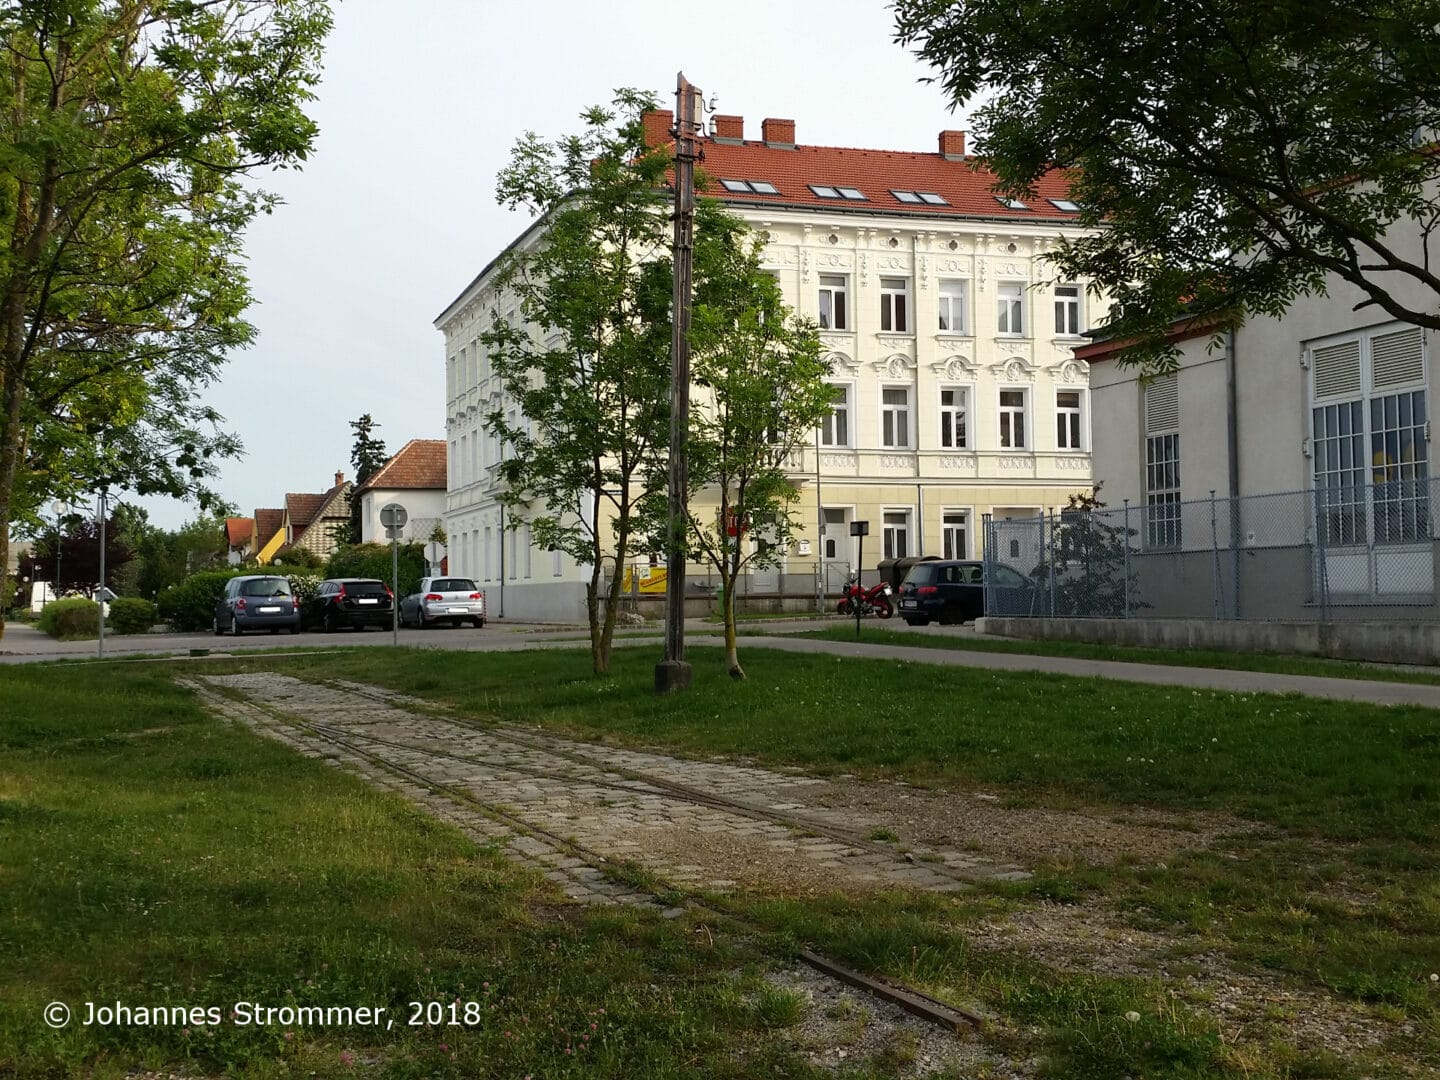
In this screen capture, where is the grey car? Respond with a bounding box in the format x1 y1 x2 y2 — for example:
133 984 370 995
399 576 486 628
214 574 301 635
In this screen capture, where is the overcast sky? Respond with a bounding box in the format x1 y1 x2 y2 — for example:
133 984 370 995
135 0 975 529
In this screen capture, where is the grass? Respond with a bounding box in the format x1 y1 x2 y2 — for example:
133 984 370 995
0 662 898 1079
787 623 1440 685
240 644 1440 844
9 645 1439 1077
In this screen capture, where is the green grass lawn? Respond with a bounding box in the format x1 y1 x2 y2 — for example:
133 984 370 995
786 623 1440 685
0 663 867 1079
7 646 1439 1078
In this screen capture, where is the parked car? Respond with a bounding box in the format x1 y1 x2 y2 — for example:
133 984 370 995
895 560 1038 625
304 578 395 632
398 576 486 629
213 574 301 635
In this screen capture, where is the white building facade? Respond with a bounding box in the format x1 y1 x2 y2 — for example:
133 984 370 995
437 112 1105 621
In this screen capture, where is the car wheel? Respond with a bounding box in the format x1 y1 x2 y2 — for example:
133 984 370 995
289 624 300 635
213 615 223 636
230 614 241 636
904 617 930 627
471 617 483 629
323 609 337 633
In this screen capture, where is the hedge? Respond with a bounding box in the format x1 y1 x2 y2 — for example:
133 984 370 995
107 597 157 635
37 597 100 639
156 569 320 633
326 543 426 599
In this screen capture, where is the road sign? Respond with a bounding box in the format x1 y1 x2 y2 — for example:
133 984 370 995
95 586 117 602
380 502 407 539
424 541 446 565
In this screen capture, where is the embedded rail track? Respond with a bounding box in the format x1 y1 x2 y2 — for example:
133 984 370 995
185 673 988 1034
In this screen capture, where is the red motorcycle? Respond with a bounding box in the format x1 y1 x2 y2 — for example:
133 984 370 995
836 573 894 619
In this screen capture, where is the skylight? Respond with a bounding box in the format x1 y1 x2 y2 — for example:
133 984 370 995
997 196 1029 211
720 179 781 195
836 186 867 200
917 192 948 205
810 184 840 198
891 190 923 204
1049 198 1081 212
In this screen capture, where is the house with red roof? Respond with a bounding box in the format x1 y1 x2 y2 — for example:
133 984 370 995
224 516 256 563
436 106 1106 620
355 439 447 544
274 471 352 562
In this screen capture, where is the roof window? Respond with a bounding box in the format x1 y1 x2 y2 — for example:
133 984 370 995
997 196 1030 211
811 184 866 201
719 178 781 195
891 190 923 204
917 192 948 205
1048 198 1081 212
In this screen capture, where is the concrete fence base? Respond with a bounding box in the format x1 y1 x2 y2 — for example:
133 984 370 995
976 616 1440 668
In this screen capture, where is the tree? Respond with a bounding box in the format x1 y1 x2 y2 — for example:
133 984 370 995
894 1 1440 366
483 90 673 676
19 512 134 597
1035 486 1142 618
680 204 830 680
0 1 333 638
346 413 388 543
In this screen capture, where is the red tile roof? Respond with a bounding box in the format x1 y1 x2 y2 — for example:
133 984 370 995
254 508 283 545
357 439 446 493
225 517 254 548
284 492 326 533
644 111 1081 222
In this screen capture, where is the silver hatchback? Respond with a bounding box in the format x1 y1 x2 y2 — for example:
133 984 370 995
399 576 486 628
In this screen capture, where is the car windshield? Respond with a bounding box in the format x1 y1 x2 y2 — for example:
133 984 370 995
241 578 292 597
345 580 388 594
430 578 476 592
905 564 939 585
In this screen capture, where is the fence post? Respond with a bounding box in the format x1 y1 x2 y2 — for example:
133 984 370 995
1315 486 1330 621
1123 499 1132 619
1046 511 1057 617
1210 490 1222 620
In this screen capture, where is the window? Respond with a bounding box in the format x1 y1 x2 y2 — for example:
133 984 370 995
482 526 492 580
720 178 780 194
882 510 911 560
891 190 948 205
720 179 751 192
1145 374 1181 549
891 190 923 204
997 283 1024 335
1049 198 1081 212
1310 325 1429 551
810 184 840 198
881 386 911 448
1056 390 1083 449
1054 285 1082 336
459 434 468 486
523 525 533 579
879 277 910 333
448 439 456 487
749 180 780 194
942 511 968 559
508 528 518 579
447 354 457 399
938 280 967 334
996 196 1029 210
552 547 563 577
939 387 968 448
917 192 947 205
836 186 866 200
999 389 1027 448
818 275 848 330
821 384 850 447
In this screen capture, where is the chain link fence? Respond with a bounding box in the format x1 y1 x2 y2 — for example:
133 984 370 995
984 478 1440 621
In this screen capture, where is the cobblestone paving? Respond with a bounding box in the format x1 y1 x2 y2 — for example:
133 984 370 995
189 672 1028 907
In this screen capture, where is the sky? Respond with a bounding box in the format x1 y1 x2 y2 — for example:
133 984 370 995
134 0 976 529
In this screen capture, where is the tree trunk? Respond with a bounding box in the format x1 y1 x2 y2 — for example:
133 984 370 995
584 570 602 674
722 561 744 680
596 524 629 675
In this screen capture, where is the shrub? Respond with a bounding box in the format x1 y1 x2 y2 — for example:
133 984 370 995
37 597 100 639
107 597 157 635
326 542 427 598
157 570 237 632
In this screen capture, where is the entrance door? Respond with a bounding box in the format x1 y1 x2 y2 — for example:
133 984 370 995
821 507 852 591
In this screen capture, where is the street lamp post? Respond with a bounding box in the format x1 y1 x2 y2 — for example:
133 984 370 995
49 500 69 607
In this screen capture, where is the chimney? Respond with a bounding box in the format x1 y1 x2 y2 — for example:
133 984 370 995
335 470 345 488
711 114 743 142
641 108 673 149
761 117 796 149
939 130 967 161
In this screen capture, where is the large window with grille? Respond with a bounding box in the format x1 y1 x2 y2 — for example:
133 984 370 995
1144 374 1181 549
1310 324 1429 547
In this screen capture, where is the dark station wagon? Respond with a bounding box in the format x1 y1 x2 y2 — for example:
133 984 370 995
213 574 302 635
304 578 395 632
895 560 1039 625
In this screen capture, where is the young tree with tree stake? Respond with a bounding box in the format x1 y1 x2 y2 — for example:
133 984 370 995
483 91 672 676
894 1 1440 367
0 0 332 638
682 204 829 680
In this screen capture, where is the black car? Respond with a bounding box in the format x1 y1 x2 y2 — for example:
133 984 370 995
214 574 301 635
895 560 1038 625
304 578 395 631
